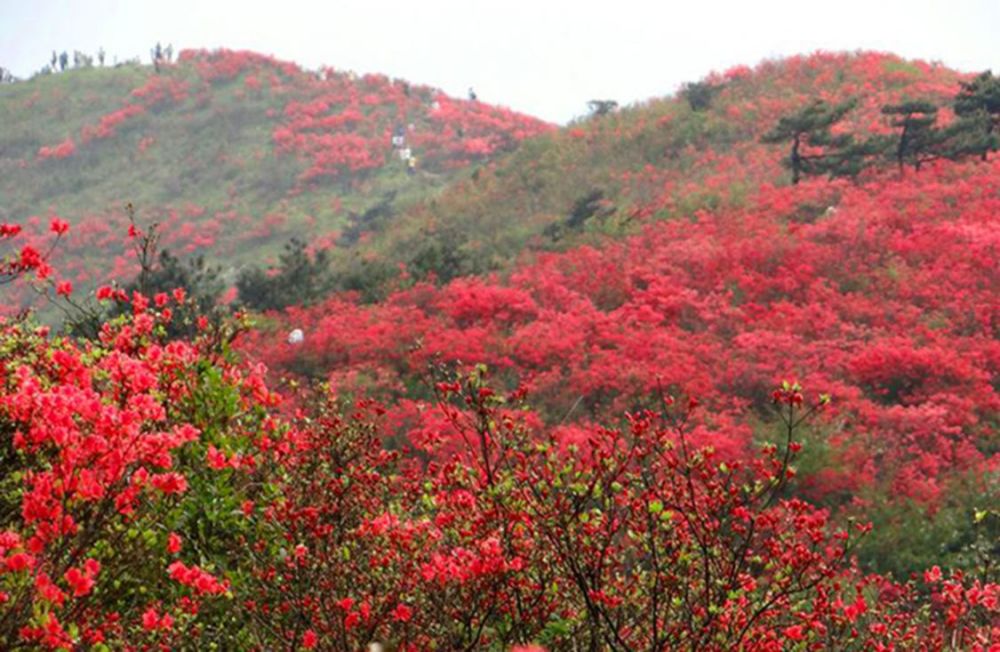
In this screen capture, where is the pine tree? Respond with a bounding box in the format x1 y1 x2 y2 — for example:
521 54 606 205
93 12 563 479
682 80 724 112
587 100 618 117
953 71 1000 161
881 101 945 172
237 238 333 311
762 99 863 184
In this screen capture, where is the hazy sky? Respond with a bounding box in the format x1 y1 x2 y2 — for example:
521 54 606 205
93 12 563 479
2 0 998 123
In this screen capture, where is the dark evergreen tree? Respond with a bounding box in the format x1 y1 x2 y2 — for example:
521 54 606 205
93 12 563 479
761 99 863 184
587 100 618 116
126 250 224 338
237 238 332 311
339 192 397 247
64 250 225 340
682 80 724 112
953 71 1000 161
138 251 222 310
881 101 945 172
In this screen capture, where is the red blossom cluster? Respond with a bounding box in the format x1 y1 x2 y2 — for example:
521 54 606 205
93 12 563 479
246 154 1000 513
0 271 995 649
78 74 189 145
0 288 289 647
80 103 146 143
36 138 76 160
178 48 301 83
0 216 70 288
270 67 552 184
129 75 189 108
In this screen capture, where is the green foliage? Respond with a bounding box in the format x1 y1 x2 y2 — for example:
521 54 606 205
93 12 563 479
880 101 945 172
333 255 396 303
943 110 999 162
0 57 491 320
857 473 999 581
952 70 1000 161
140 250 223 310
338 191 398 246
587 99 619 116
237 238 332 311
544 189 615 240
405 223 478 283
682 80 724 112
761 99 865 183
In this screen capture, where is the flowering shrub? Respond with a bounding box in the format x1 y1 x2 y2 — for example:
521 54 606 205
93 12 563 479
80 104 147 143
246 158 1000 530
0 256 283 646
1 234 998 647
1 216 69 287
36 138 76 161
270 66 552 185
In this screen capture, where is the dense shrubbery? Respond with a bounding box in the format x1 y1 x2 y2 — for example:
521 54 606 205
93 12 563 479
341 52 984 291
2 216 998 650
244 147 1000 579
0 283 996 648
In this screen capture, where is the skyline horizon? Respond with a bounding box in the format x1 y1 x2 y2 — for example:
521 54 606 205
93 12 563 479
2 0 997 124
3 44 995 125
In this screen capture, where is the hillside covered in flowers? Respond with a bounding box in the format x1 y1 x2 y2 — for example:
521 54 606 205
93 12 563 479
242 52 999 577
0 50 997 650
0 48 552 312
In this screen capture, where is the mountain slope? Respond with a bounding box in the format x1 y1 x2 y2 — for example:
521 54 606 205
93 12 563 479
334 52 970 289
1 49 996 577
240 51 999 576
0 48 552 309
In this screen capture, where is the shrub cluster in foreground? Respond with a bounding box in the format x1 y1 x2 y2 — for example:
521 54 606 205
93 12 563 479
0 301 996 649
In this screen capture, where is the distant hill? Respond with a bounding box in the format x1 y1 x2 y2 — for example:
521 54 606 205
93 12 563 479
0 48 552 310
340 52 970 289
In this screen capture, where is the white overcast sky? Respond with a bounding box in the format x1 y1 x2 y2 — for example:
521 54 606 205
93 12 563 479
2 0 998 123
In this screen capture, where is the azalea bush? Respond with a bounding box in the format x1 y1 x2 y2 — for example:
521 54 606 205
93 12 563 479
0 257 293 648
244 155 1000 573
0 237 997 649
2 218 997 649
